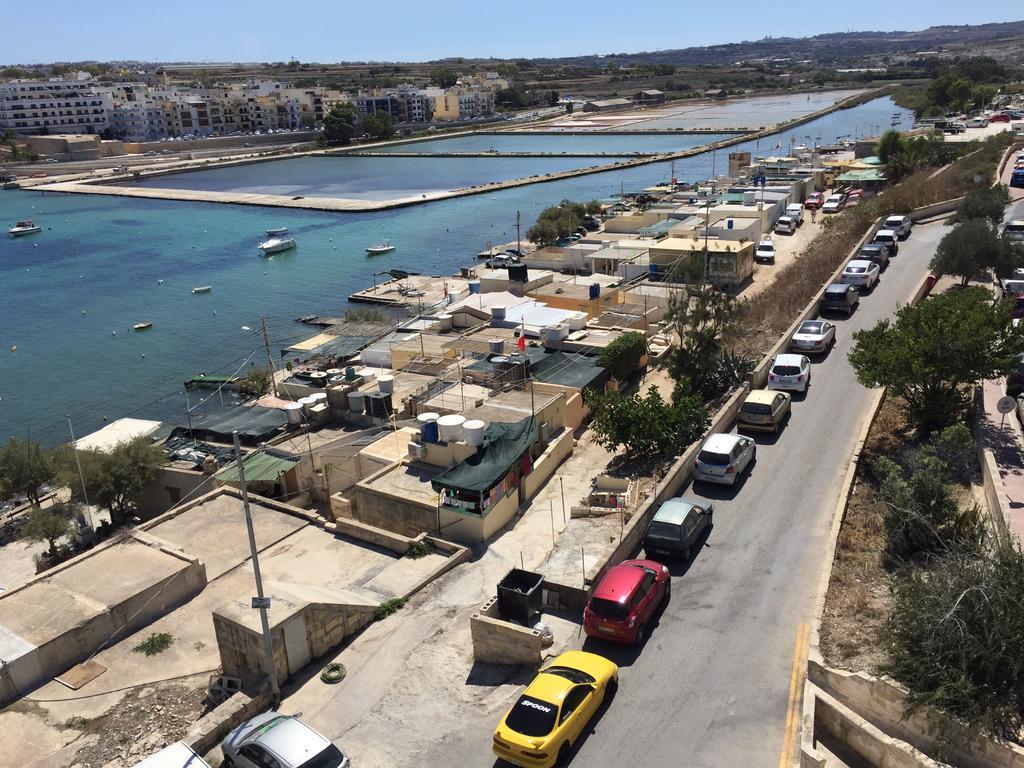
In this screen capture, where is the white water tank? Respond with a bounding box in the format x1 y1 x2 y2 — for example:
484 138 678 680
284 402 304 425
743 190 756 205
377 374 395 395
437 414 466 443
347 390 366 413
567 312 587 331
489 338 504 355
310 392 328 405
545 325 569 342
325 368 343 378
308 371 328 387
463 419 486 447
435 313 453 331
297 395 317 415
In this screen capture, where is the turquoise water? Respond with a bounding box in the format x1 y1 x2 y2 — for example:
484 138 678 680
365 132 733 154
0 97 912 446
123 155 615 200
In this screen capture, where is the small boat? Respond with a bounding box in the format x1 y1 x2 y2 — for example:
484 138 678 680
265 227 288 236
9 220 42 237
192 285 212 294
366 240 396 255
133 322 153 331
259 237 296 254
3 181 19 190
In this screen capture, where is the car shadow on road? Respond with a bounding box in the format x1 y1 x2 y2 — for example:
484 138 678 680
692 478 744 500
660 522 714 578
744 427 782 446
581 597 667 668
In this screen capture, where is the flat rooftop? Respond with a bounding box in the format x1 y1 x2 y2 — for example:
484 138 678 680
362 462 441 506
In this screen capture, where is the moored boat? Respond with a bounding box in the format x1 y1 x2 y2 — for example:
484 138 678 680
9 220 41 237
259 237 296 254
133 322 153 330
366 240 396 255
192 285 213 294
265 227 288 236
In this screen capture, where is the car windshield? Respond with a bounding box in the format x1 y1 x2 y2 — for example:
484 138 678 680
299 744 347 768
698 450 730 465
647 520 683 540
825 290 846 301
846 266 866 274
505 695 558 736
773 365 801 376
543 666 597 685
590 597 631 619
742 402 773 415
799 322 824 334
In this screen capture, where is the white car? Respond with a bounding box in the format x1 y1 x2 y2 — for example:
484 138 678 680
775 216 797 235
882 215 912 239
222 713 349 768
767 353 812 393
755 239 776 263
485 254 521 269
1004 220 1024 243
789 320 836 354
965 117 989 128
692 433 756 486
841 259 881 289
822 193 846 213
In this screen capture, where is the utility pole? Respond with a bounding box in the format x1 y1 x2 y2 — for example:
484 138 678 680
65 416 95 531
233 430 281 706
515 209 521 255
260 315 276 397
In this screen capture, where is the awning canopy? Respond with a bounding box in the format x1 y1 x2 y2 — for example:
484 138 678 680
169 405 287 445
216 449 299 483
432 417 535 494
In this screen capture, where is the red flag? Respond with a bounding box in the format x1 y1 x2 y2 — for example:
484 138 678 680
518 333 526 352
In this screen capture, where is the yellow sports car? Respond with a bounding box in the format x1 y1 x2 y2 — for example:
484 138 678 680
492 650 618 768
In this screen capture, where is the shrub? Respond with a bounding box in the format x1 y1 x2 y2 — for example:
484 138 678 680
587 385 709 459
597 332 647 382
374 597 407 621
133 632 174 656
404 539 434 559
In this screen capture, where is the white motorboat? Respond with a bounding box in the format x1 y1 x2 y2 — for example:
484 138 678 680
133 322 153 331
265 227 289 236
192 285 212 294
9 219 41 237
259 237 296 254
365 240 396 255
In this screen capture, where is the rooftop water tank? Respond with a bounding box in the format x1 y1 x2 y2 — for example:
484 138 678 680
489 338 504 355
743 190 756 205
463 419 486 447
325 368 343 378
491 305 506 321
365 391 393 419
377 375 395 395
308 371 328 387
344 366 358 381
508 263 529 282
297 395 317 415
310 392 328 405
435 313 453 331
567 313 587 331
468 279 481 294
437 414 466 443
347 390 366 413
589 282 600 300
284 402 304 425
417 412 440 444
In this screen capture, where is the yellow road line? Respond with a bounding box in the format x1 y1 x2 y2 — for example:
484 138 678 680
779 623 810 768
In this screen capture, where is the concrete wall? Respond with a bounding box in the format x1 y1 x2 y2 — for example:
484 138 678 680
975 387 1012 547
184 690 273 756
349 475 439 538
520 428 574 502
480 490 521 541
470 596 543 666
138 464 215 519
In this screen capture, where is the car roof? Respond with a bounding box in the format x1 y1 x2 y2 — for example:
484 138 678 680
886 214 907 220
702 433 743 452
744 388 781 405
528 651 614 702
1008 220 1024 226
799 319 827 329
593 562 647 601
859 243 882 251
826 282 852 292
846 259 874 268
132 742 208 768
652 497 704 525
241 716 330 766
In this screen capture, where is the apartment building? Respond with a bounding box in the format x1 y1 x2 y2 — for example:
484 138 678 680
0 79 113 134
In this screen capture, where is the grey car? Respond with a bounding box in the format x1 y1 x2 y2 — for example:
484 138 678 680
821 283 860 316
222 713 350 768
643 497 713 560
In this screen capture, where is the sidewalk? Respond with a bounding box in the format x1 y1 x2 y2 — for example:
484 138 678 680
980 379 1024 543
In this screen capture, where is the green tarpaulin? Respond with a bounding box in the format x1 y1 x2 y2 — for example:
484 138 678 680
169 405 287 445
432 417 535 494
216 449 299 483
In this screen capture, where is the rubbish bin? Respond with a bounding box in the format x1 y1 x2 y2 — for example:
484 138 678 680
497 568 544 625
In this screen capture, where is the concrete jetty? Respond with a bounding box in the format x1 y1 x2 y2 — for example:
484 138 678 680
29 89 881 214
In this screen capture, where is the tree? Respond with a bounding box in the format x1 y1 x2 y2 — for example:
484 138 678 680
876 130 903 165
60 438 166 528
597 332 647 382
951 184 1010 227
0 438 55 506
885 545 1024 740
586 386 709 459
848 288 1024 432
362 109 395 141
20 502 76 556
430 68 458 88
323 103 360 145
660 282 746 400
930 220 1006 285
239 366 272 397
946 78 973 110
526 202 584 245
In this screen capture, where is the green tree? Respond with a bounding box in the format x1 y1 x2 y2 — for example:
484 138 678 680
586 386 708 458
849 288 1024 432
526 202 585 244
430 68 458 88
930 220 1006 285
323 103 360 145
362 109 395 140
20 502 76 556
0 438 55 506
946 78 973 110
885 546 1024 740
952 184 1010 227
660 282 746 400
597 332 647 382
875 129 904 164
60 438 167 528
239 367 272 397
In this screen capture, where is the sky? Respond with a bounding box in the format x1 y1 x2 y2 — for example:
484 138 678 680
4 1 1023 64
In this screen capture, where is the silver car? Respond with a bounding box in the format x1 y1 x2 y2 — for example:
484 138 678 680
692 433 756 486
222 713 350 768
789 320 835 353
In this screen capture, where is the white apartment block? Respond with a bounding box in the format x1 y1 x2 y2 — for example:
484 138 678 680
0 80 114 135
109 102 167 140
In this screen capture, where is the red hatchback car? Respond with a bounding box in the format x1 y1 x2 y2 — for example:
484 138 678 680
583 559 670 644
804 191 825 209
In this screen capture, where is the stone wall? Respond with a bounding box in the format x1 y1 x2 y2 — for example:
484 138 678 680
304 602 378 660
520 427 574 502
184 689 273 756
471 597 543 666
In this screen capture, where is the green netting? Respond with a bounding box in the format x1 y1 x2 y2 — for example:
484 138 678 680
170 406 287 445
431 417 535 494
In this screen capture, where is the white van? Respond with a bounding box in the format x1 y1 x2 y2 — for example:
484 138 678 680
872 229 900 254
775 216 797 235
785 203 805 225
132 742 210 768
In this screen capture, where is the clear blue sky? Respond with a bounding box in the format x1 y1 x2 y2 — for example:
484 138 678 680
5 1 1022 63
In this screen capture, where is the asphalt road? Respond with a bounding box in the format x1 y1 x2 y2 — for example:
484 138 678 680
423 220 947 768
